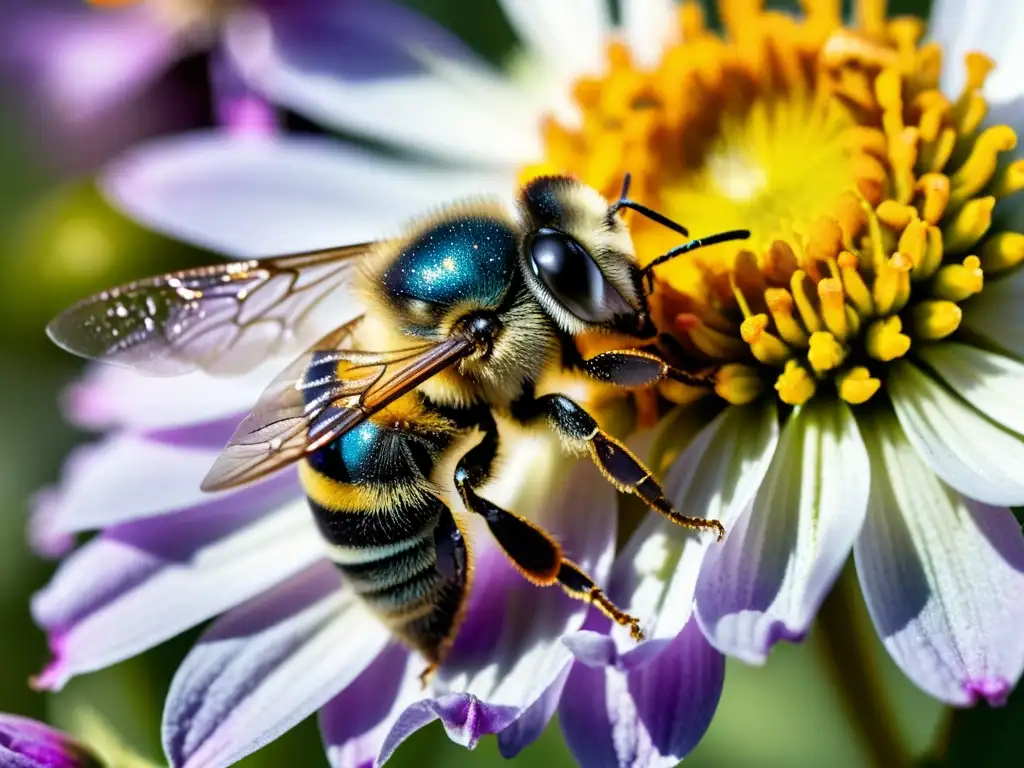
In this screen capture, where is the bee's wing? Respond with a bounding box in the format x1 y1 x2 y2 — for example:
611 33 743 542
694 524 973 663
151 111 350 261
200 319 474 492
46 243 379 376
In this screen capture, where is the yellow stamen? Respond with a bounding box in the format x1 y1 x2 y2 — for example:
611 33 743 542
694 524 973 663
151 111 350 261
740 314 792 366
872 252 912 315
765 288 810 348
866 316 911 361
837 367 882 404
715 363 764 405
990 159 1024 199
944 196 994 253
817 278 849 339
949 125 1017 207
838 251 874 316
913 300 962 340
808 331 846 373
775 360 816 406
915 225 945 281
979 232 1024 273
791 270 823 334
933 256 983 302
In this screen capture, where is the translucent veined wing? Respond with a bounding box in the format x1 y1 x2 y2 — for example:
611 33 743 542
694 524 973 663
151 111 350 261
200 318 475 491
46 243 377 376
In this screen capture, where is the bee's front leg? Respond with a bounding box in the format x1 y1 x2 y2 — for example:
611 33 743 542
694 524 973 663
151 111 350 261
580 348 716 389
520 392 725 541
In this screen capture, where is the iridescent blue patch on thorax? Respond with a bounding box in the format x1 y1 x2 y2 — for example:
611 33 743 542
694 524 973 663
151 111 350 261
382 216 517 309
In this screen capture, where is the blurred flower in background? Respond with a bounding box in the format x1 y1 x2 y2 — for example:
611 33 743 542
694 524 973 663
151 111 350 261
5 0 1024 767
0 712 101 768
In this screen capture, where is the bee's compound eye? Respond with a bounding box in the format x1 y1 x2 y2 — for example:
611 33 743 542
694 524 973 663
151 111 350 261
528 228 632 324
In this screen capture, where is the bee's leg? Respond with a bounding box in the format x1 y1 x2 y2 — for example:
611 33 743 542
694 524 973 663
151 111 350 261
580 348 716 389
453 415 644 639
522 393 725 540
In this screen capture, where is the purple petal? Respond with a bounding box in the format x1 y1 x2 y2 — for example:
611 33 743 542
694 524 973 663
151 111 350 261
319 644 420 768
42 433 297 533
495 664 572 758
210 51 279 136
163 562 391 768
32 497 321 691
695 399 870 664
0 713 100 768
227 0 540 164
101 132 514 258
559 618 725 768
4 4 178 121
855 411 1024 706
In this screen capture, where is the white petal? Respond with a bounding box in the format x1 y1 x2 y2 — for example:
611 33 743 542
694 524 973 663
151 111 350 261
855 411 1024 706
52 436 219 532
695 399 870 664
889 361 1024 506
917 342 1024 436
929 0 1024 105
101 132 515 258
961 267 1024 360
225 3 541 165
621 0 678 69
163 562 390 768
66 361 278 431
610 401 779 644
497 0 610 78
32 499 323 690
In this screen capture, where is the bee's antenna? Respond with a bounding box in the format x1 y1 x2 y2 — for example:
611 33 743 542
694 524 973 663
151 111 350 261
641 229 751 292
608 172 690 238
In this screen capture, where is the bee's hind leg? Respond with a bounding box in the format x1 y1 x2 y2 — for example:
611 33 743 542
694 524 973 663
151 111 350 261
453 411 643 640
517 392 725 541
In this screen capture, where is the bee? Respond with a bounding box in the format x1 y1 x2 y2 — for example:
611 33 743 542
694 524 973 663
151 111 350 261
47 174 749 681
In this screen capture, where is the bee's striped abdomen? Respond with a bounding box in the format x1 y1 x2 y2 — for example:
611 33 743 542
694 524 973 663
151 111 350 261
299 397 470 664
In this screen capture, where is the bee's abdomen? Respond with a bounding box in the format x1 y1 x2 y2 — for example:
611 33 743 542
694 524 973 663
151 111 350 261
300 404 469 663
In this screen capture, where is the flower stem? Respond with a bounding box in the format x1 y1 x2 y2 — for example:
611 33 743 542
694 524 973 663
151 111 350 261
814 563 913 768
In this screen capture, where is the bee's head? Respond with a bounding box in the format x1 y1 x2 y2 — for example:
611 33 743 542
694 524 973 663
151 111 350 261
517 174 749 339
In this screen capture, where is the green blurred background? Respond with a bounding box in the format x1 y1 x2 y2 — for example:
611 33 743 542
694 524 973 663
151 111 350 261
0 0 1019 765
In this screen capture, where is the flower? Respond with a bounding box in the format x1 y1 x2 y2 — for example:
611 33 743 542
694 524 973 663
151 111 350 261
38 0 1024 766
0 713 101 768
0 0 283 167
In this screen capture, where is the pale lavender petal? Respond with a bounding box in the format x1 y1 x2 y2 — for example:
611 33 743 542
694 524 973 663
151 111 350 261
64 361 281 432
163 562 390 768
607 402 779 648
559 618 724 768
379 696 518 763
917 342 1024 437
226 0 540 164
621 0 678 69
856 411 1024 706
929 0 1024 105
32 498 321 691
28 488 75 559
497 0 610 78
5 4 178 121
101 132 514 258
695 399 870 664
889 361 1024 506
44 433 296 532
319 644 419 768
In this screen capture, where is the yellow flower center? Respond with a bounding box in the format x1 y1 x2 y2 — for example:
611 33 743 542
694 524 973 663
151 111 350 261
520 0 1024 407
